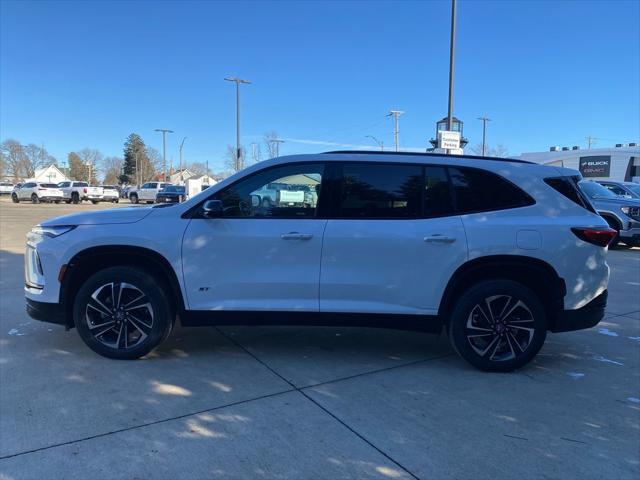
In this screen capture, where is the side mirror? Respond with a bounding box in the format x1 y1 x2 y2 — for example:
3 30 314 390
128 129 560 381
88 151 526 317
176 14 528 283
202 199 223 218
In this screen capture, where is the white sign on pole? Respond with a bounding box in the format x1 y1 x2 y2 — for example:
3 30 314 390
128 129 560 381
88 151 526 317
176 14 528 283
438 130 461 150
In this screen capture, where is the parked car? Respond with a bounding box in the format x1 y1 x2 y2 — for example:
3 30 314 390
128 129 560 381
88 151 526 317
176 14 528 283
57 181 89 204
13 182 63 203
128 182 172 204
579 180 640 248
25 151 614 371
596 180 640 199
101 185 120 203
252 182 316 208
0 182 14 195
156 185 186 203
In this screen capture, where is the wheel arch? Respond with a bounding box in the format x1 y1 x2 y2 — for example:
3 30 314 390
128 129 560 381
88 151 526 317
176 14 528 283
438 255 566 331
60 245 185 329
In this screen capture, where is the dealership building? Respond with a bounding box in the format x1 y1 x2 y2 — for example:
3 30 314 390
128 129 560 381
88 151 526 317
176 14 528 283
513 144 640 183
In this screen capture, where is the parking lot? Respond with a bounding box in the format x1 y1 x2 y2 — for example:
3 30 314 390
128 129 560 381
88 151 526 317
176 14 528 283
0 198 638 480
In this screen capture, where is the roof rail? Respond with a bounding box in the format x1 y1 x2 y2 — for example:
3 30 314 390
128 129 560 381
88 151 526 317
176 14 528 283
322 150 534 164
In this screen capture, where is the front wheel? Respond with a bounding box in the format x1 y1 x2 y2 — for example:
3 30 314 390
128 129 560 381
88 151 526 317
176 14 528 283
91 200 99 205
11 194 19 203
74 266 174 359
31 194 40 204
130 194 138 204
447 279 546 372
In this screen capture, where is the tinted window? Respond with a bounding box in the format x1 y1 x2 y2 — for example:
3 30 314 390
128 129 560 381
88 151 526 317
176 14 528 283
424 166 454 217
141 183 152 188
338 163 422 218
58 182 70 187
579 181 617 199
214 164 324 218
41 183 58 188
75 182 88 187
449 167 534 214
544 176 595 213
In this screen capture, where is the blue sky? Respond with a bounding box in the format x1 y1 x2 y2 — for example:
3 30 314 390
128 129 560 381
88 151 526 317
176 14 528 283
1 0 639 171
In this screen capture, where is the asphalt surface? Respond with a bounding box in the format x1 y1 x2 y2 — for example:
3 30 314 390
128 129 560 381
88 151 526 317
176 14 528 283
0 198 638 480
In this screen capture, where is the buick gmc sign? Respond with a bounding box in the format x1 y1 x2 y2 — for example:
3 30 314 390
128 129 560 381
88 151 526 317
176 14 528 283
579 156 611 177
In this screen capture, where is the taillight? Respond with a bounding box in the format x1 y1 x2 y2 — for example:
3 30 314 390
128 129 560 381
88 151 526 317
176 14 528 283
83 188 87 193
571 227 617 247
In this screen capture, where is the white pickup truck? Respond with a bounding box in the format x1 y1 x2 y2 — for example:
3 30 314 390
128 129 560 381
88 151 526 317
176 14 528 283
128 182 172 204
57 181 90 204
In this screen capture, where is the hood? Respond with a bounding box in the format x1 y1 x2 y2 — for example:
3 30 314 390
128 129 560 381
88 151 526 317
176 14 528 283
40 207 154 226
590 196 640 207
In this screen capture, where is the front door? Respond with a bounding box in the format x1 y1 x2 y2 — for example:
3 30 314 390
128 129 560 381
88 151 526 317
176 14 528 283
182 163 327 311
320 162 467 315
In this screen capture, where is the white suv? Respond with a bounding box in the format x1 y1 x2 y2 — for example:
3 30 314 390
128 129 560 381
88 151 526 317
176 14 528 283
13 182 63 203
24 152 614 371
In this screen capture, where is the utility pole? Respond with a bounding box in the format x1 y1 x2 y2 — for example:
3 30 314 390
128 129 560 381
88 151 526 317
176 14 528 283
365 135 384 151
179 137 187 177
447 0 457 154
272 139 285 157
251 143 258 163
477 117 491 156
134 151 139 186
224 76 251 171
154 128 173 181
387 110 404 152
586 135 595 149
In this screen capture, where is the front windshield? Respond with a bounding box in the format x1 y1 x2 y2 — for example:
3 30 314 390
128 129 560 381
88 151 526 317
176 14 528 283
625 183 640 196
579 181 617 199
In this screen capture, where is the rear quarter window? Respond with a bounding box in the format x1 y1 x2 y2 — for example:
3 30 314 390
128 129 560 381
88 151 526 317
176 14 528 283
448 167 535 214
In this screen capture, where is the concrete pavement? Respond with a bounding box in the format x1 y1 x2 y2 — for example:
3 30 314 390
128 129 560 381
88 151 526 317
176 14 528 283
0 199 638 479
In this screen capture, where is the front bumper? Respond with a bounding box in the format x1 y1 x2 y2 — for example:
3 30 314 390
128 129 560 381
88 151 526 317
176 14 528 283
619 225 640 244
26 298 66 326
550 290 607 333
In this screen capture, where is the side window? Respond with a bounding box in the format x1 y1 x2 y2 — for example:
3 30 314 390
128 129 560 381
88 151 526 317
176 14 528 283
337 163 422 218
449 167 534 214
141 183 152 189
59 182 70 188
606 185 626 196
424 166 454 217
76 182 88 187
214 163 324 218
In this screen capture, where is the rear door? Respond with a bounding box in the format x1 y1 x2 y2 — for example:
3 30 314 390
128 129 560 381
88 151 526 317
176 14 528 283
320 162 467 315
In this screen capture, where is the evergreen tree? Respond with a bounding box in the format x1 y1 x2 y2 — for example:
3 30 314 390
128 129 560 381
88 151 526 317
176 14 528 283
68 152 86 181
122 133 151 185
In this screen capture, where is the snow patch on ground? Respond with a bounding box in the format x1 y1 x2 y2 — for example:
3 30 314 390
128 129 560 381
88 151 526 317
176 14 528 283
7 328 26 336
597 328 618 337
567 372 585 380
593 355 624 366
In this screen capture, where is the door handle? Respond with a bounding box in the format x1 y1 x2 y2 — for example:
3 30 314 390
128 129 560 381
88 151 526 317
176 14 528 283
281 233 314 240
424 234 456 244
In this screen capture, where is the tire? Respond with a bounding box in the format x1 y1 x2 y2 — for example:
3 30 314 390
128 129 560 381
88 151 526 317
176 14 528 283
73 266 174 359
71 193 80 204
54 200 60 204
447 279 547 372
11 193 19 203
31 194 40 204
65 199 71 204
130 194 138 204
91 200 99 205
602 216 621 249
114 199 119 203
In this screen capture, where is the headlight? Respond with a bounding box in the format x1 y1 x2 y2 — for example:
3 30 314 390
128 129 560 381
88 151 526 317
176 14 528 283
30 225 76 238
621 206 640 220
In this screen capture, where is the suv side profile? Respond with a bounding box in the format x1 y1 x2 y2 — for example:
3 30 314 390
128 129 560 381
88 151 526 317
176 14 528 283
13 182 63 203
597 180 640 199
25 152 613 372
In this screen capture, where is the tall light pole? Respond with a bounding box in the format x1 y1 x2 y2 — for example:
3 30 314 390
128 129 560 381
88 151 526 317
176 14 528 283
154 128 173 181
179 136 187 178
387 110 404 152
447 0 457 135
224 76 251 171
365 135 384 151
477 117 491 156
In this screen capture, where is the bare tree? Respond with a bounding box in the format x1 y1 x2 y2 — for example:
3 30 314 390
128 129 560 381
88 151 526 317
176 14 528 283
102 156 123 185
469 143 509 158
145 147 163 181
0 139 26 180
189 162 206 175
76 148 103 183
224 144 246 172
264 131 279 158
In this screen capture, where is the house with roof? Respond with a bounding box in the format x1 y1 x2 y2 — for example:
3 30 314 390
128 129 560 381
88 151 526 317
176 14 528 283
25 164 69 184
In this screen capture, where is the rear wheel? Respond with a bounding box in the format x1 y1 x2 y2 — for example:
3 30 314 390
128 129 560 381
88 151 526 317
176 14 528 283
31 194 40 204
11 193 19 203
71 192 80 204
74 266 174 359
130 193 138 204
447 279 546 372
91 200 99 205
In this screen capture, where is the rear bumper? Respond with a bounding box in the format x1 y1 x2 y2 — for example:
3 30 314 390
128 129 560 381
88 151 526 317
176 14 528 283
26 298 66 326
550 290 607 333
39 196 63 202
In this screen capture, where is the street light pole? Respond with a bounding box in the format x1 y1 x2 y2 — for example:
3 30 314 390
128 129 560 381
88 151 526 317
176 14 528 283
154 128 173 181
365 135 384 151
179 137 187 179
224 77 251 171
387 110 404 152
272 139 285 158
447 0 457 136
477 117 491 156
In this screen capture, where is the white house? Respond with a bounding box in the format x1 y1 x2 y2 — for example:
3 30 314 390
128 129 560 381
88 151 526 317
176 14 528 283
25 164 69 184
169 169 195 184
185 174 218 199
